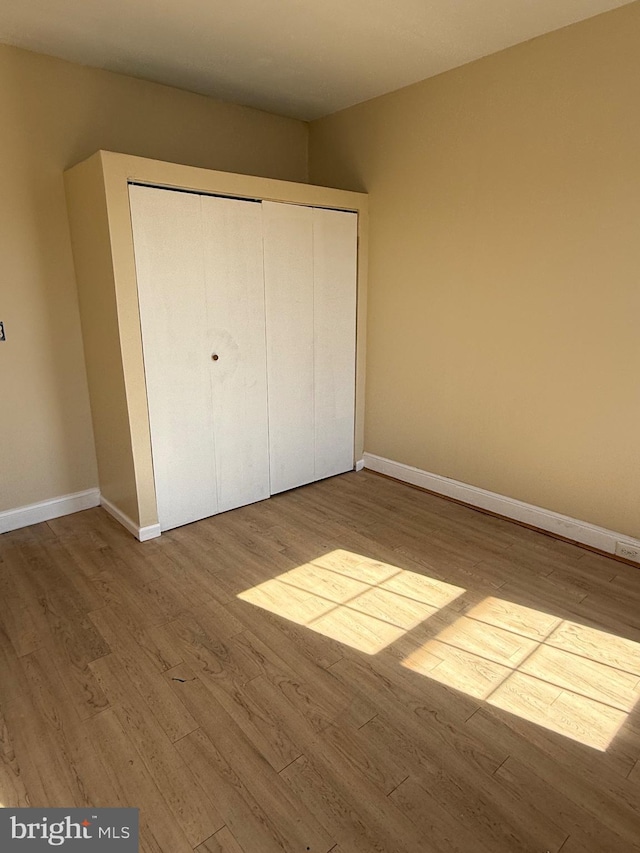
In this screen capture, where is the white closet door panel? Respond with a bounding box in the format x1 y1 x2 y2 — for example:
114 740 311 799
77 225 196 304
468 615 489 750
262 201 315 494
129 184 218 531
200 195 270 512
313 208 358 479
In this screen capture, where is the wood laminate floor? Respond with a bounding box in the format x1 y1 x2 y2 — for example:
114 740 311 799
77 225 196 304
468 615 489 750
1 471 640 852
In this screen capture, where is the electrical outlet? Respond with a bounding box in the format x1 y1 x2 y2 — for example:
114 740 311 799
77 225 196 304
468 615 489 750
615 541 640 563
0 321 5 341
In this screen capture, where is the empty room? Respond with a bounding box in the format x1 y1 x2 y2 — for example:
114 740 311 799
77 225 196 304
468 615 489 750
1 1 639 851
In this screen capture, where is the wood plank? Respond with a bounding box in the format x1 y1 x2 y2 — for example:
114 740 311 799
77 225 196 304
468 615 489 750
33 585 110 720
169 664 335 853
547 619 640 675
177 728 299 853
329 644 483 726
232 629 371 731
493 755 630 853
388 775 497 853
466 707 640 844
227 606 375 728
0 703 31 807
163 617 301 772
90 653 225 846
17 648 119 806
280 754 410 853
0 543 48 656
518 643 640 712
197 826 246 853
378 721 567 853
89 706 192 853
487 671 629 752
89 607 198 742
3 472 640 852
228 667 432 852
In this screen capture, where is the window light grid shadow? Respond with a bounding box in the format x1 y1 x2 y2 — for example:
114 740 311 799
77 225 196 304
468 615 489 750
237 549 640 752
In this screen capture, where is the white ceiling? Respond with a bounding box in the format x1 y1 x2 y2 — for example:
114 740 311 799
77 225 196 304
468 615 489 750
0 0 635 120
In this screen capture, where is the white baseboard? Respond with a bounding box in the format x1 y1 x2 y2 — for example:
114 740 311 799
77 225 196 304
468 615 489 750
0 488 161 542
0 488 101 535
363 452 640 559
100 497 161 542
355 458 365 472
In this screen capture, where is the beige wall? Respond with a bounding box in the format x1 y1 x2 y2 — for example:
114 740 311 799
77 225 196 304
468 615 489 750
0 44 307 513
309 3 640 539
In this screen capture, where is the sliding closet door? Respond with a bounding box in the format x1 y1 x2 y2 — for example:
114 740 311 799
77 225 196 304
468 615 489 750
200 195 270 513
130 184 218 530
263 202 316 494
131 187 356 528
263 201 357 494
130 185 269 530
313 207 357 479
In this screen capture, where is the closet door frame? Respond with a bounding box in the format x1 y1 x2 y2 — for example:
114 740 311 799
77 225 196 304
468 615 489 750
64 150 368 540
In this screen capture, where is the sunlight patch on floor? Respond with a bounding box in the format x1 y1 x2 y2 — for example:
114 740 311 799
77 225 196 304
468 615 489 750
402 596 640 751
237 549 465 654
238 552 640 751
